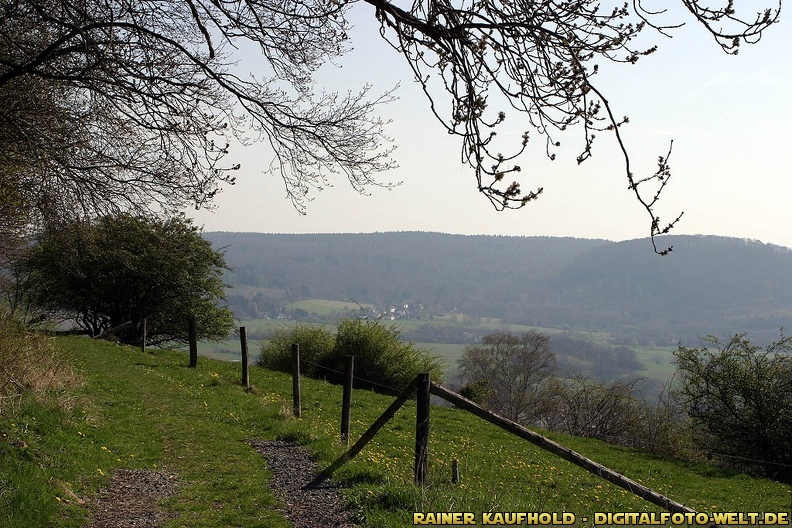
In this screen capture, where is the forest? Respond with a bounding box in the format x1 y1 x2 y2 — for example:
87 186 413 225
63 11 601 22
206 232 792 346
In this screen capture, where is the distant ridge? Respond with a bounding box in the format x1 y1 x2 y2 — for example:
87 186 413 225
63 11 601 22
204 232 792 345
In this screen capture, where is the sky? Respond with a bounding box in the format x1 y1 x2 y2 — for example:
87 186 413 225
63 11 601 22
188 2 792 249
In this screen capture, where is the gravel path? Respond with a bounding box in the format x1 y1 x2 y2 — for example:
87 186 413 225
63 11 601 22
85 441 360 527
249 439 361 528
86 469 178 528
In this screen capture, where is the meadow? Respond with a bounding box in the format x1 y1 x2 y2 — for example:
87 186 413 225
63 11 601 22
1 337 789 527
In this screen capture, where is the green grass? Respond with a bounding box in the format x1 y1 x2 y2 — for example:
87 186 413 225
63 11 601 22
414 342 467 376
633 345 679 384
286 299 373 316
0 337 291 528
4 337 789 527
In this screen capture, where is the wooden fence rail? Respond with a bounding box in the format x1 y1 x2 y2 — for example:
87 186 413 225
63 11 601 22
429 381 697 515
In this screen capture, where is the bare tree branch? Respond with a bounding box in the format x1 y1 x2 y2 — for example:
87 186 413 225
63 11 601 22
0 0 782 252
0 0 396 223
363 0 780 252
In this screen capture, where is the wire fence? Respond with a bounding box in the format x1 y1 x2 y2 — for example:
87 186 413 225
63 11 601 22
300 359 403 395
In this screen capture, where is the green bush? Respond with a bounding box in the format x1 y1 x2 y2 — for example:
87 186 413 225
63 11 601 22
674 334 792 482
257 323 335 377
257 319 444 393
324 319 444 392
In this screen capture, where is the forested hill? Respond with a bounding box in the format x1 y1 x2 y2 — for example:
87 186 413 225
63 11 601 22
205 232 608 314
203 232 792 345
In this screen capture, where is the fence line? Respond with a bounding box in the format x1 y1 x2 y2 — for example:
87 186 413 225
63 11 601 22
300 359 402 395
707 452 792 469
255 341 711 521
304 371 704 519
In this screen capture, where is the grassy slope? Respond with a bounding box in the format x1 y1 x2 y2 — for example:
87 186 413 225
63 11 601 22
1 337 289 528
2 337 790 527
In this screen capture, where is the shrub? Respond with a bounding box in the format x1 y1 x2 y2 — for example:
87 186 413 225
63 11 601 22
257 323 335 377
257 319 444 393
541 376 694 459
324 319 444 392
674 333 792 482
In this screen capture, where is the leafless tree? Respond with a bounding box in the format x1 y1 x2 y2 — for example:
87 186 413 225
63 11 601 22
539 375 695 457
542 376 644 441
0 0 781 250
0 0 396 223
458 331 555 424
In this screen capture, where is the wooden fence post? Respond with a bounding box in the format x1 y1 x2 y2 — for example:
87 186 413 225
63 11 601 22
452 459 460 484
240 326 250 388
188 315 198 368
414 372 430 485
141 318 147 354
292 343 301 418
340 355 354 444
308 377 418 488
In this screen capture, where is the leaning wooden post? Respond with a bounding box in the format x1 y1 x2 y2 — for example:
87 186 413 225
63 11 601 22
291 343 301 418
308 377 418 488
340 355 354 444
414 372 431 485
240 326 250 388
188 315 198 368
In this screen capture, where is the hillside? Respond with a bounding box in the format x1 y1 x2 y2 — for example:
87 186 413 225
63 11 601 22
2 338 789 527
206 232 606 318
552 236 792 344
205 232 792 345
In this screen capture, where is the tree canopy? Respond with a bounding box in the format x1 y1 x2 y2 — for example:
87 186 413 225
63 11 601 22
674 334 792 482
0 0 781 250
0 0 395 226
23 214 234 345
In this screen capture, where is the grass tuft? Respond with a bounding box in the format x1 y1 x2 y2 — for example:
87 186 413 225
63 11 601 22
0 313 79 411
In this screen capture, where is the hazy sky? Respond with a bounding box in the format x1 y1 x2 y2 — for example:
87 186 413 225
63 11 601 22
189 4 792 249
